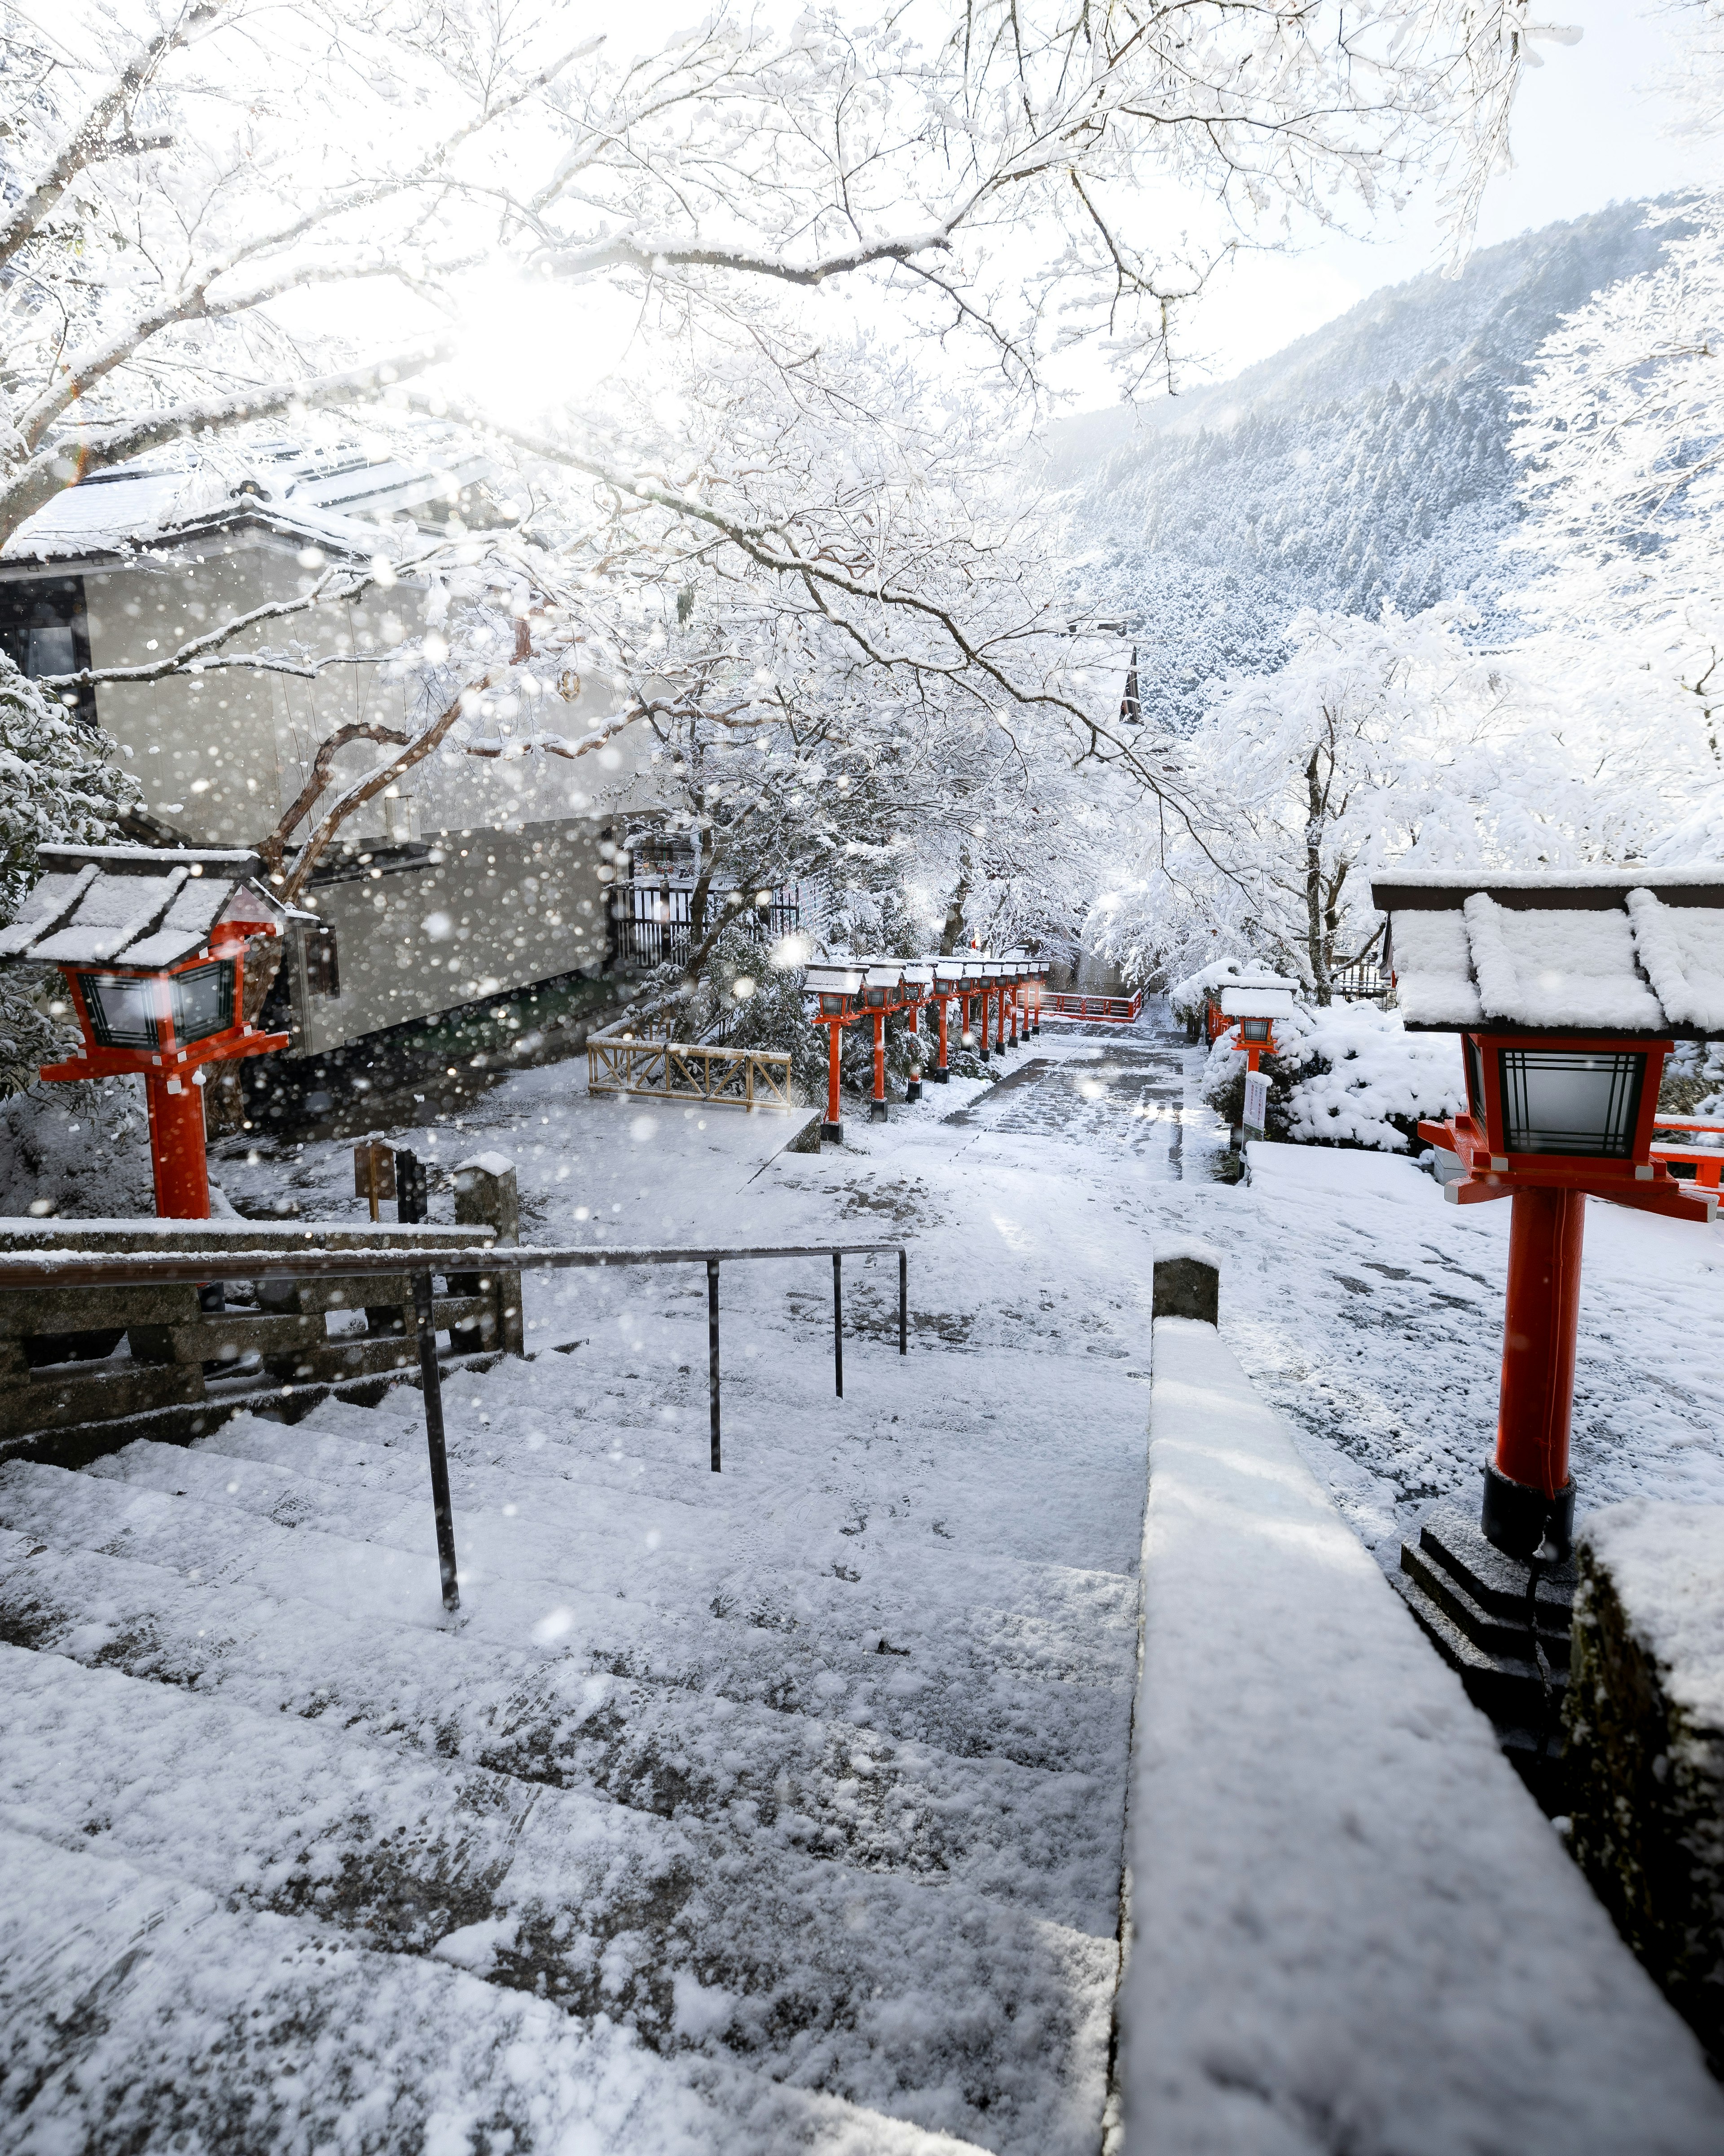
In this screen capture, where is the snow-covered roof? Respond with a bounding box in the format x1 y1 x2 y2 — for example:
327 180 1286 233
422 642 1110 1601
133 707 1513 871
0 845 298 970
1372 870 1724 1035
2 439 490 566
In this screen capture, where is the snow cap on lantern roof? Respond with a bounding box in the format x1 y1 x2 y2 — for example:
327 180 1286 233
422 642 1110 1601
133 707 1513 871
900 962 934 988
1371 866 1724 1037
0 844 310 971
1220 984 1297 1020
805 964 864 995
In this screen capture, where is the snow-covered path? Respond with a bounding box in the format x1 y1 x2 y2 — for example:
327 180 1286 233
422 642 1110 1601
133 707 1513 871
5 1002 1720 2150
0 1018 1209 2156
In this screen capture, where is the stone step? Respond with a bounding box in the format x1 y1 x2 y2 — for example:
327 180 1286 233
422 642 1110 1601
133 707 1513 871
0 1460 1131 1782
1415 1503 1576 1628
1391 1569 1567 1737
0 1526 1121 1935
0 1645 1113 2156
1400 1538 1571 1671
0 1818 989 2156
89 1417 1139 1674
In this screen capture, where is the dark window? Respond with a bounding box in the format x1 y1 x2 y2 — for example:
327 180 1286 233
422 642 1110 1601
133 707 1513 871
0 576 96 723
173 961 234 1043
1498 1048 1645 1158
304 923 340 997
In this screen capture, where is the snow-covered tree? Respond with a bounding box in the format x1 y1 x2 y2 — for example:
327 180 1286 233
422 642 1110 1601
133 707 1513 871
7 0 1554 882
1086 601 1695 998
0 656 140 1093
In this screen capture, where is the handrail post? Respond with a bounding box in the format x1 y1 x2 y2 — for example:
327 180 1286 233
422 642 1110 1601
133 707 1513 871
707 1258 721 1472
833 1250 843 1398
898 1248 907 1356
412 1270 460 1614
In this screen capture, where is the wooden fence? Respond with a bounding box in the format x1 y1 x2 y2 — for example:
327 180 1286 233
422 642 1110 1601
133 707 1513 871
587 1033 796 1111
1042 990 1144 1025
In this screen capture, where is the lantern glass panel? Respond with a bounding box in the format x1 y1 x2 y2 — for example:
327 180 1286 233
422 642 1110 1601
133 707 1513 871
1497 1047 1645 1158
1241 1018 1271 1042
819 992 845 1016
83 973 163 1048
173 961 235 1043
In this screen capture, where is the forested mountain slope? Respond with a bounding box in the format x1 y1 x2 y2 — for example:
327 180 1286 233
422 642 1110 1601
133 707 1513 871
1050 199 1685 727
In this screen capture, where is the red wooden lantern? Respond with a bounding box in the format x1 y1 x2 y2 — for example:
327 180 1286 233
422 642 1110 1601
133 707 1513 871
1375 869 1723 1559
932 960 965 1079
805 963 864 1142
0 845 301 1218
1221 979 1296 1071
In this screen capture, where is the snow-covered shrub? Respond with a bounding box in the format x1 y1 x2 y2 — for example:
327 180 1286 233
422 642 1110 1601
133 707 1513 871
1202 1001 1463 1152
0 1074 153 1218
1660 1040 1724 1120
0 656 138 919
1169 958 1247 1039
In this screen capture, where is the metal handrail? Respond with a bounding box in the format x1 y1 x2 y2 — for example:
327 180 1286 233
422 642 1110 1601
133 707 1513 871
0 1238 910 1615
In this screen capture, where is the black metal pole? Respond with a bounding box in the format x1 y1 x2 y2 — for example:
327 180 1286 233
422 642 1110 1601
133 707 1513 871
899 1247 908 1356
833 1251 843 1398
707 1258 721 1472
412 1271 460 1614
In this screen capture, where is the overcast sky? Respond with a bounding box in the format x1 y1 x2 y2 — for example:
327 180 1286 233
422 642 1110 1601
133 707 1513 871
1058 0 1713 409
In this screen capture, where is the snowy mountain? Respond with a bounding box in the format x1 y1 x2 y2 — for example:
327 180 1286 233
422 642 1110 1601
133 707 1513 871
1050 199 1687 728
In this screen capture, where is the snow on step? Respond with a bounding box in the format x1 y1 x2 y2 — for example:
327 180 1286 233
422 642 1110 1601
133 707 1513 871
0 1823 985 2156
0 1459 1132 1777
86 1421 1139 1670
0 1513 1122 1935
0 1648 1113 2156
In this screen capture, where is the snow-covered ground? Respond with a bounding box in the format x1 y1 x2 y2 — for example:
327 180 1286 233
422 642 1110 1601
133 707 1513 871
0 1019 1199 2155
3 1001 1720 2149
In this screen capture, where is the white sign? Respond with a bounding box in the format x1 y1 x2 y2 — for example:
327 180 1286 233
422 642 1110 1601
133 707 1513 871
1242 1069 1269 1139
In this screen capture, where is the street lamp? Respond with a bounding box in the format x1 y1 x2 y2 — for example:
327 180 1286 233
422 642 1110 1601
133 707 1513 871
0 844 300 1217
1374 869 1722 1558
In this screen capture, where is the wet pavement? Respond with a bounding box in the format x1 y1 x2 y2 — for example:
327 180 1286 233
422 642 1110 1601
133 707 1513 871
941 1014 1223 1182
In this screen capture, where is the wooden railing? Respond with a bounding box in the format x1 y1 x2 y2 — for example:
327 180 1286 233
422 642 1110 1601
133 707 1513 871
1650 1117 1724 1192
587 1032 796 1111
1043 990 1144 1025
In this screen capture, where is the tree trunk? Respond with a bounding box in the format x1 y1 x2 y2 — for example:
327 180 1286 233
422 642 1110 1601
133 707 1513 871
1304 747 1331 1005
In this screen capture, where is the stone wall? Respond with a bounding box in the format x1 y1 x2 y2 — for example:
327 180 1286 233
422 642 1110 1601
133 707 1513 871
1565 1503 1724 2069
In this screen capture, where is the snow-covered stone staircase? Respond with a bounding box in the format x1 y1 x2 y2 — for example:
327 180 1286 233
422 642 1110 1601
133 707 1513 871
0 1320 1144 2156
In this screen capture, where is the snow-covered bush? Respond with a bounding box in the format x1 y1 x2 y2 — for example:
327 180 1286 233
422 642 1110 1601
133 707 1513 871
0 1076 153 1218
1169 958 1248 1039
0 657 138 921
1660 1041 1724 1120
1202 1001 1464 1153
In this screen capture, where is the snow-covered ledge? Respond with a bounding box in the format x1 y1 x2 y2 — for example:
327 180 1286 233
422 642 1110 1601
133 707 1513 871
1116 1315 1724 2153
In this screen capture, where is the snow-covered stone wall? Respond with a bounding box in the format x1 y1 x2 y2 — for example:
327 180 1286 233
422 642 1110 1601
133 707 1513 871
1566 1502 1724 2072
1116 1314 1724 2153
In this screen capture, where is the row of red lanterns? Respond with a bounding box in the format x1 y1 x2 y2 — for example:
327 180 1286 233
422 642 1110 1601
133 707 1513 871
803 954 1049 1142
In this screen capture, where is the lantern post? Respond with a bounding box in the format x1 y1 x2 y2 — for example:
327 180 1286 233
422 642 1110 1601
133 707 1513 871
0 846 301 1219
902 964 933 1101
932 961 964 1080
1375 870 1722 1558
805 965 862 1144
862 962 903 1123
